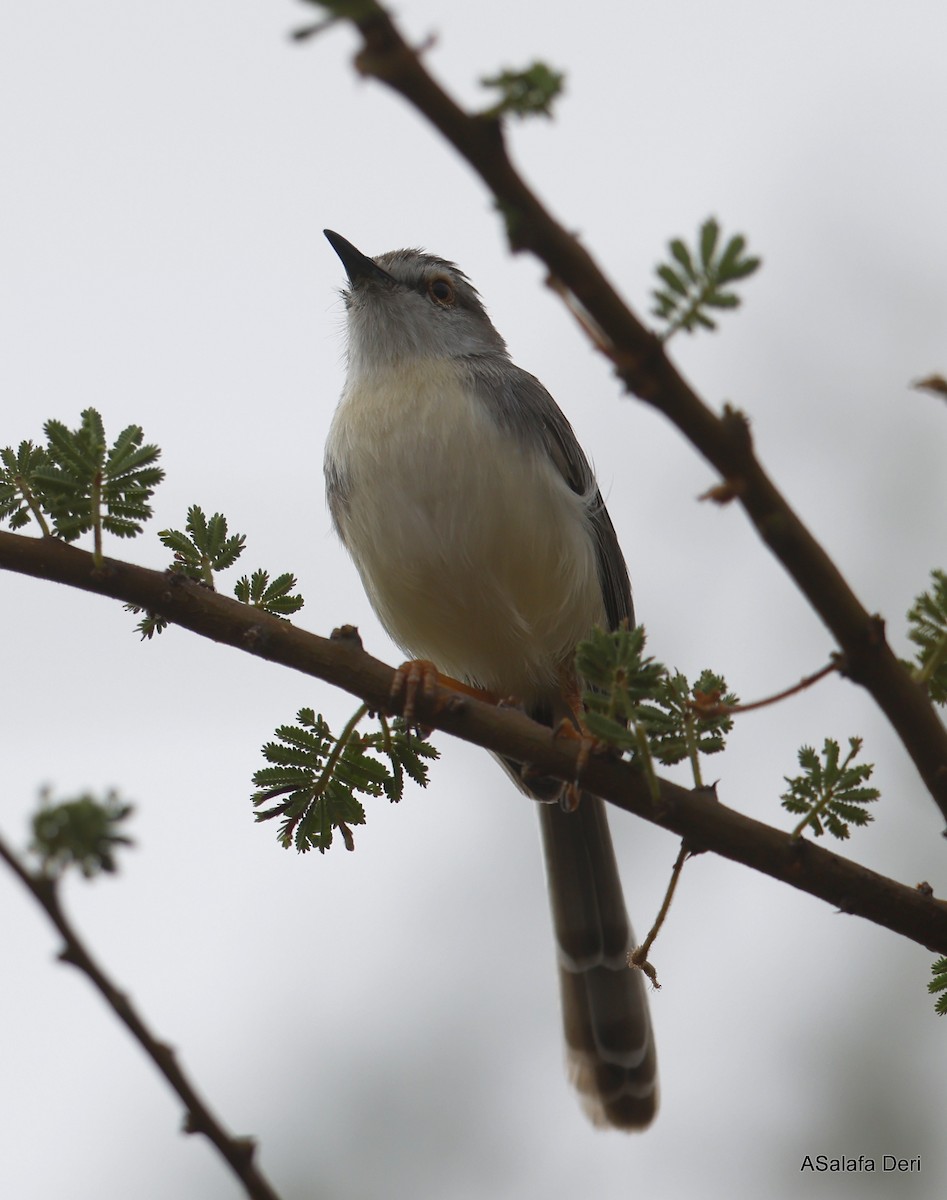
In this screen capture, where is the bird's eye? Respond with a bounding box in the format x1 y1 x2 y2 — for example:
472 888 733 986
428 277 454 305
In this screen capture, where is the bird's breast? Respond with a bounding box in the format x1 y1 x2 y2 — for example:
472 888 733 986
325 358 604 699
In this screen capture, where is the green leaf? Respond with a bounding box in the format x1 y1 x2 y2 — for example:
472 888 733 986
644 669 737 766
716 234 747 277
157 505 246 583
583 709 639 752
158 528 199 558
703 290 741 310
722 255 762 281
656 264 688 297
906 569 947 704
699 218 720 269
479 61 565 120
251 708 438 854
670 239 698 282
0 440 52 532
234 569 305 618
378 715 439 803
651 219 761 340
7 409 164 552
44 409 105 479
781 736 880 839
929 956 947 1015
123 602 170 639
577 626 737 792
648 289 681 319
30 790 134 879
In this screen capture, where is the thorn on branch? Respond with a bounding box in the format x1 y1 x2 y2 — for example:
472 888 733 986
912 374 947 402
868 614 887 647
719 403 753 451
232 1137 259 1167
289 15 339 42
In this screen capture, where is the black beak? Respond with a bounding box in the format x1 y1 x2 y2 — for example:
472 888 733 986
324 230 393 285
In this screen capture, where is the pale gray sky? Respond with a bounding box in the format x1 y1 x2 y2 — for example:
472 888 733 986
1 3 946 1198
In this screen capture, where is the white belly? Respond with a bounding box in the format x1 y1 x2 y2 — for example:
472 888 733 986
325 359 604 701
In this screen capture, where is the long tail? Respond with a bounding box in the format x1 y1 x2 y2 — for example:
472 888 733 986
538 795 658 1129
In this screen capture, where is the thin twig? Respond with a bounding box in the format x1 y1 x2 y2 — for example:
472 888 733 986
629 840 692 986
701 659 840 717
0 829 283 1200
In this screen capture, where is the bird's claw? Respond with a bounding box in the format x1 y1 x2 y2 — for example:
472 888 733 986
552 719 602 809
391 659 441 724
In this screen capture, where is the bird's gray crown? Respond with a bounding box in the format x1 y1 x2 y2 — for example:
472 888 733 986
325 230 508 368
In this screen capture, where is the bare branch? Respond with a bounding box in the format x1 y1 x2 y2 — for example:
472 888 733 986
2 528 946 954
0 827 283 1200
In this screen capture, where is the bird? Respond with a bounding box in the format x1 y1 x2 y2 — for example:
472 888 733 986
322 229 658 1130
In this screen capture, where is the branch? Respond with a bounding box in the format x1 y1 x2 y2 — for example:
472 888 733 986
0 828 283 1200
316 0 947 825
2 529 946 954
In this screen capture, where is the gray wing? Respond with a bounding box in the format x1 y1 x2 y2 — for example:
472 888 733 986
465 357 633 632
324 450 349 536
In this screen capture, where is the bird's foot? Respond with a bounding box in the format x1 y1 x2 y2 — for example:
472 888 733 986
391 660 497 723
551 719 603 811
